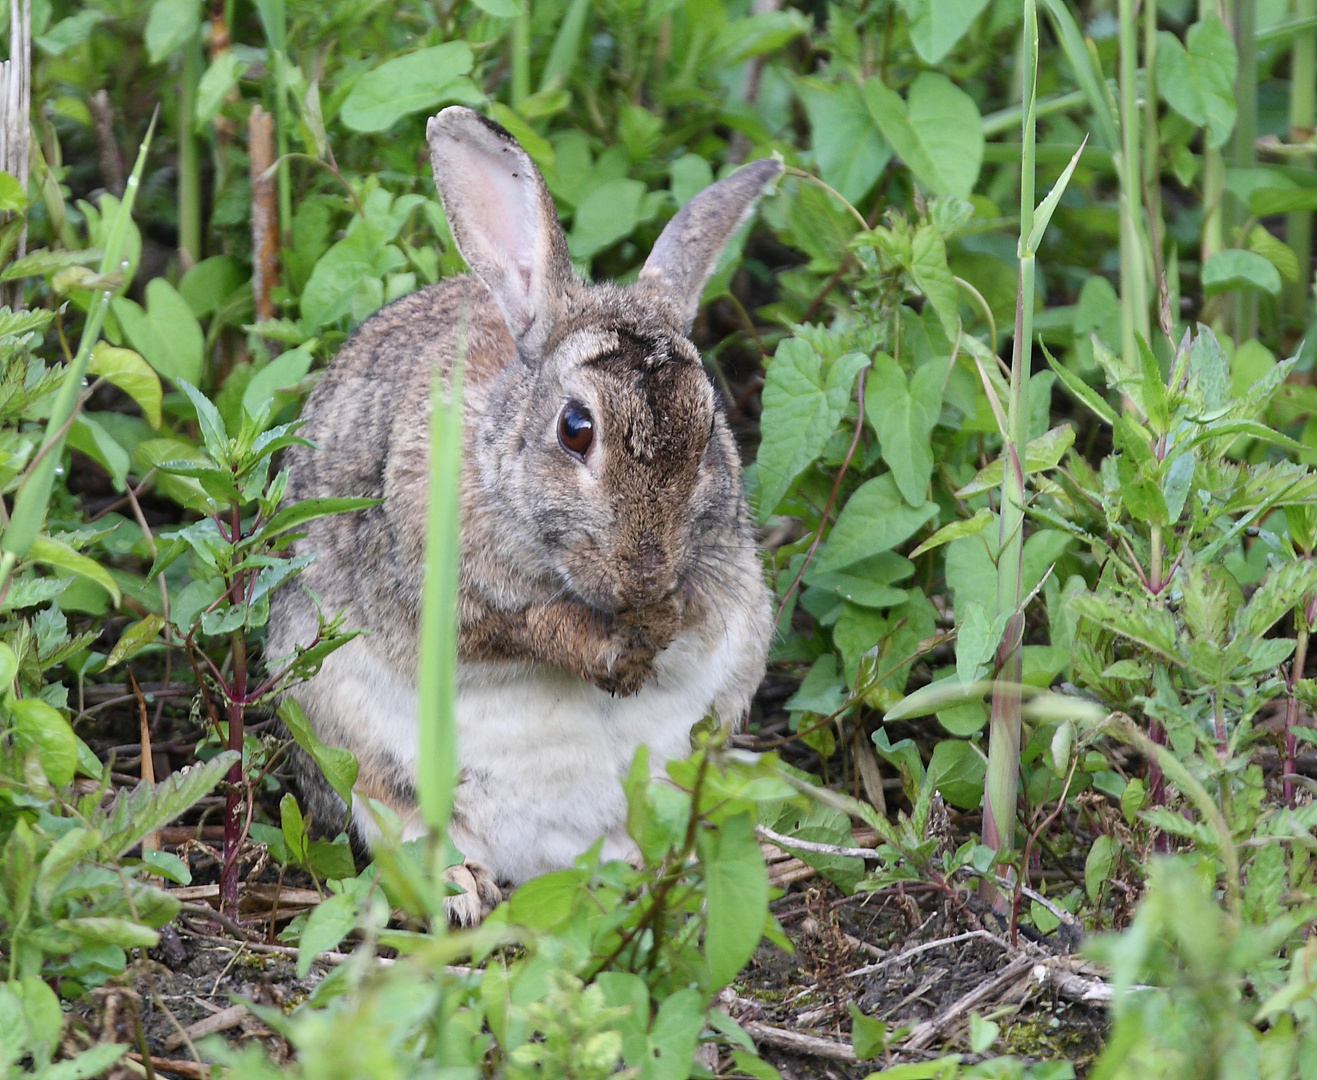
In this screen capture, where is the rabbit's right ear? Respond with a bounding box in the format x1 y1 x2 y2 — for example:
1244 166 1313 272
426 107 574 341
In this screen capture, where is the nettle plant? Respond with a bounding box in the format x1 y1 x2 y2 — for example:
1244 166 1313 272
138 386 374 912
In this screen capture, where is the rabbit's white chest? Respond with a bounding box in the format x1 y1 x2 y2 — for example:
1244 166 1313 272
447 627 733 884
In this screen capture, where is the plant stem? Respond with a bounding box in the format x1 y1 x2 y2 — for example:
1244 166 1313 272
983 0 1038 883
1234 0 1259 340
1287 0 1316 325
1284 594 1313 806
178 32 202 267
221 626 246 915
1117 0 1150 365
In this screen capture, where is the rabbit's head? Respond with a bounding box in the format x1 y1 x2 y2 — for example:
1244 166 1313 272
427 107 779 614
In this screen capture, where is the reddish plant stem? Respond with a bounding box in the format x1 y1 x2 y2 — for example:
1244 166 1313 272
220 496 248 915
1148 718 1169 854
1283 593 1316 807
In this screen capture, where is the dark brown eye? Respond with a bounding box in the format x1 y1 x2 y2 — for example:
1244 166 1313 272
557 401 594 460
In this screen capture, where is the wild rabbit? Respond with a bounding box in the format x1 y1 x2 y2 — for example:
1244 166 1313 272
266 106 778 924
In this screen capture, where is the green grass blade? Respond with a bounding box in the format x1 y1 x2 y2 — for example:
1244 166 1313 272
1024 136 1087 255
0 113 156 565
416 333 465 842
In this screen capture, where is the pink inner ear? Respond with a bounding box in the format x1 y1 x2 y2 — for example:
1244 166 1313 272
465 145 538 298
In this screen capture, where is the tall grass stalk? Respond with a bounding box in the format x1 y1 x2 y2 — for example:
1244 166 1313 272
178 33 202 266
984 0 1039 878
1287 0 1316 324
1117 0 1151 364
416 337 465 867
0 117 154 589
1235 0 1259 341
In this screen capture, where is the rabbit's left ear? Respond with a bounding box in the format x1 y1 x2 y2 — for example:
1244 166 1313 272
427 107 575 341
639 158 782 331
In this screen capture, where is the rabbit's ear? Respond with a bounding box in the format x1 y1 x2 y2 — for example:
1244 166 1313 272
427 107 574 340
639 158 782 332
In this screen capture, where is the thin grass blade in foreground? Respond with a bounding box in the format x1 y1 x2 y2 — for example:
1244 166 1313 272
0 112 156 590
417 323 466 904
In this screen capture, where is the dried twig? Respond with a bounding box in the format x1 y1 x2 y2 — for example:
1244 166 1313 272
843 929 1011 980
741 1020 859 1064
249 106 278 325
163 1005 248 1050
900 955 1035 1051
755 824 880 861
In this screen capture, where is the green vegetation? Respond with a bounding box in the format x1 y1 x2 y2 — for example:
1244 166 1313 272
3 0 1317 1075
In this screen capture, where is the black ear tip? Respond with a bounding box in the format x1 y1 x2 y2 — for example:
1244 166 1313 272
428 106 519 150
742 157 784 187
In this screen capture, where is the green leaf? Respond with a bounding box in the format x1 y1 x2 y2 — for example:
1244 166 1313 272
955 424 1076 496
111 278 204 386
911 508 993 558
1085 834 1117 902
909 227 959 339
1239 558 1317 638
795 77 891 205
280 792 308 866
895 0 991 64
803 551 914 608
1044 342 1116 424
644 988 704 1080
339 43 478 133
955 600 1008 684
103 614 166 669
196 51 249 126
29 536 121 605
176 379 230 466
242 345 314 420
297 892 359 975
757 341 868 522
0 171 26 213
848 1001 888 1059
817 473 940 572
141 848 192 885
1068 591 1179 662
88 342 163 428
145 0 200 64
1202 249 1282 296
34 9 105 55
864 72 983 198
568 178 647 260
470 0 519 15
300 224 384 328
261 496 380 539
968 1013 999 1055
280 699 359 810
10 698 77 787
98 751 239 856
865 354 942 505
700 813 768 989
1156 16 1238 149
929 738 985 809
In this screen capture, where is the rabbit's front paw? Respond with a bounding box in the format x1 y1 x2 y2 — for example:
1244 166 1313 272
444 859 502 927
594 643 659 697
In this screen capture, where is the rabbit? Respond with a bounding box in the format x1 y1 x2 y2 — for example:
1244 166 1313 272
265 106 779 925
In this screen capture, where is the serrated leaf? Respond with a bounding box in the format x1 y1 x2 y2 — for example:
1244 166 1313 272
177 378 230 464
1239 558 1317 639
955 424 1075 497
1069 591 1180 662
103 613 166 669
98 752 239 856
756 341 868 522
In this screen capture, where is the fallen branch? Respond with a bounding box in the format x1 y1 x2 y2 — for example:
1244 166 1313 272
755 824 880 861
164 1005 248 1050
126 1053 212 1079
901 954 1035 1050
741 1020 859 1064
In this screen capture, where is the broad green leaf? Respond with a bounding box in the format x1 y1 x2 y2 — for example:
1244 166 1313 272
29 536 120 604
0 641 16 687
865 353 942 505
644 988 704 1080
243 345 314 419
568 178 646 260
955 424 1076 496
88 342 162 428
281 792 309 865
757 341 868 522
69 414 131 490
339 43 478 133
784 653 847 716
10 698 78 787
301 224 384 328
35 9 105 55
1085 834 1117 901
55 916 159 949
795 77 891 204
141 848 192 885
298 892 360 976
1202 249 1282 296
864 72 983 198
803 551 914 608
929 738 985 809
470 0 519 15
506 868 589 930
103 613 166 669
895 0 991 63
280 698 359 810
816 473 940 572
700 813 768 988
849 1001 888 1059
179 255 246 317
911 508 993 558
1156 16 1237 149
955 600 1008 684
0 170 25 213
669 154 713 208
145 0 200 64
909 226 959 339
111 278 204 386
196 51 249 126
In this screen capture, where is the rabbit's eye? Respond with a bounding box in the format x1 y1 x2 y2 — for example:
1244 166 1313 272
557 401 594 460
